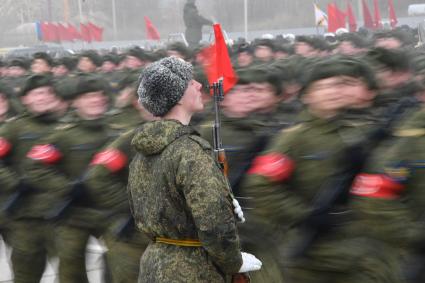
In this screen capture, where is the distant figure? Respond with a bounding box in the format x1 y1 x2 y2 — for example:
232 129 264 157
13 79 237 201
183 0 213 48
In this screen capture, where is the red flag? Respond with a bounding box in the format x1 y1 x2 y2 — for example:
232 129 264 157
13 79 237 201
347 2 357 32
87 22 103 41
67 24 81 41
200 24 237 94
80 23 92 42
362 0 374 29
334 3 347 28
327 4 345 33
373 0 383 29
40 22 50 41
58 23 71 41
388 0 398 29
49 23 60 42
144 16 160 40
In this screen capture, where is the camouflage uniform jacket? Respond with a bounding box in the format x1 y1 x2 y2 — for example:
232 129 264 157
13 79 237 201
128 120 242 283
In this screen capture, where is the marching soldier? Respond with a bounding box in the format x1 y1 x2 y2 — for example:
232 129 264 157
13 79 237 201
24 73 112 283
0 74 67 283
241 56 402 283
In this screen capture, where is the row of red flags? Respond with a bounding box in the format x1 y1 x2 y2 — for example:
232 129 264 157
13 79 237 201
327 0 398 33
36 17 160 43
36 21 103 42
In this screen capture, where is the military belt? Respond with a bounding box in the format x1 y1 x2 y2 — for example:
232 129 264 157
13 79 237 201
155 237 202 247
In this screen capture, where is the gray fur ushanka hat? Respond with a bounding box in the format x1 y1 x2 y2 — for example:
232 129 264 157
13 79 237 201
137 57 193 117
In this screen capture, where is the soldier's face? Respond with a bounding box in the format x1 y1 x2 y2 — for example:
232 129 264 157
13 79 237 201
375 37 402 50
78 57 97 73
52 65 69 77
7 66 26 77
254 46 274 62
248 82 280 112
73 91 109 120
101 61 117 72
237 52 253 67
295 42 315 57
125 56 144 69
222 85 256 117
180 79 204 114
22 86 57 114
31 59 51 74
303 76 352 116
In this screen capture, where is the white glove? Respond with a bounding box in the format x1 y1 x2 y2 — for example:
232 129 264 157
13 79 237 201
232 198 245 223
238 252 262 273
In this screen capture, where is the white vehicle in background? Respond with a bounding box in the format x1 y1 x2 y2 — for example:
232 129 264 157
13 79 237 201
408 4 425 16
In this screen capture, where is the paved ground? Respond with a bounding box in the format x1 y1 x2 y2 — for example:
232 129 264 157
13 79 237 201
0 236 106 283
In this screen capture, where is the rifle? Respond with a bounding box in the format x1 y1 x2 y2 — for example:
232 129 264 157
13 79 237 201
210 80 251 283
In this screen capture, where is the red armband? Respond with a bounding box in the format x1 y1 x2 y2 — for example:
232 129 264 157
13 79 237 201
350 173 405 200
27 144 62 165
0 138 11 158
90 148 128 173
248 153 295 183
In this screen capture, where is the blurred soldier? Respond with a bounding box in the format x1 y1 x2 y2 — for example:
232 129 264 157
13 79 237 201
200 65 287 196
31 52 53 74
348 106 425 283
101 53 127 95
365 48 420 124
24 74 112 283
128 57 262 282
85 102 157 282
183 0 213 48
52 57 77 77
252 39 276 63
106 75 145 136
166 42 192 61
125 47 153 70
0 83 18 242
335 33 370 55
241 56 402 283
373 30 414 49
234 43 254 69
77 50 102 73
202 64 291 283
294 36 318 58
0 74 66 283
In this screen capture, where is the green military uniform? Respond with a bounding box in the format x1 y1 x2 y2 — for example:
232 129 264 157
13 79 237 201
348 108 425 283
85 128 150 283
241 111 402 283
0 111 61 283
128 120 242 283
24 115 112 283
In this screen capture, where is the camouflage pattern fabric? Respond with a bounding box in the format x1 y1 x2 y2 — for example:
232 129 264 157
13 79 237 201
128 120 242 283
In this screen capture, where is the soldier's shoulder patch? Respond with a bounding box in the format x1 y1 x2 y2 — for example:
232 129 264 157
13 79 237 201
109 123 127 130
198 121 213 129
55 123 76 131
188 135 212 150
384 166 410 182
106 108 122 116
393 128 425 137
280 123 305 134
5 116 17 123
